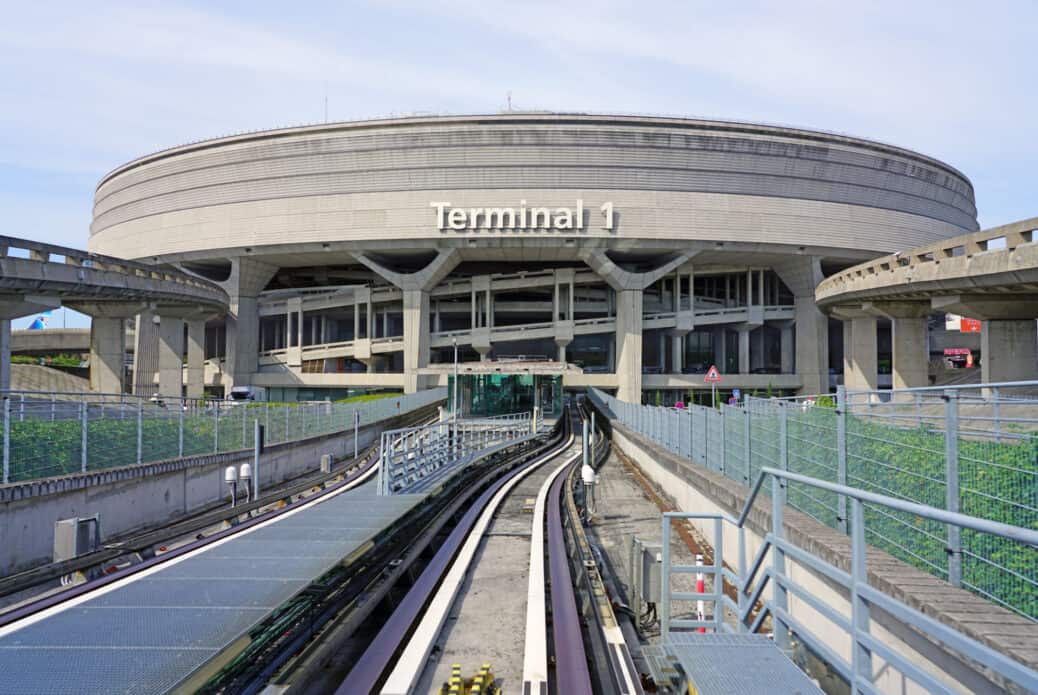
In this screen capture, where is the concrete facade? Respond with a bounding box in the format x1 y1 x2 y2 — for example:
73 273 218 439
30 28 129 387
85 114 978 401
817 217 1038 393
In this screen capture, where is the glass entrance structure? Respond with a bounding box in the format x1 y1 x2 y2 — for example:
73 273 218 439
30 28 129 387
447 373 562 418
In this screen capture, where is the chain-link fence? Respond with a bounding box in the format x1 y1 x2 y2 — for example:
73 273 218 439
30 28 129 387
0 389 446 484
589 384 1038 621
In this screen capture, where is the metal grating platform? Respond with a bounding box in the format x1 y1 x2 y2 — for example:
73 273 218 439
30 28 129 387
665 633 823 695
0 481 424 695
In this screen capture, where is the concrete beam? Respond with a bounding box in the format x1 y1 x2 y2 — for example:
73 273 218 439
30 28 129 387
0 295 61 320
582 250 695 291
932 295 1038 321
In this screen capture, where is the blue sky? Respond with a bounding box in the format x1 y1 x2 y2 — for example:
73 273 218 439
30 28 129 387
2 0 1035 328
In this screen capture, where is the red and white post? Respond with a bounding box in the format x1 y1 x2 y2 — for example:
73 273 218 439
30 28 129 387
696 553 706 632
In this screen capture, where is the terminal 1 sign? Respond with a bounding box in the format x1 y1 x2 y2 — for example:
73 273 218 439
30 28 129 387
431 200 615 232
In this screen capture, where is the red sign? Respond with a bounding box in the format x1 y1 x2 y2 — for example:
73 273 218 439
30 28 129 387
704 365 722 383
961 317 982 333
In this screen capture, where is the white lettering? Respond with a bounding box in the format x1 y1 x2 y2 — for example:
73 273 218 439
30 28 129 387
553 207 573 229
433 201 613 232
431 202 449 229
485 208 516 228
448 208 467 230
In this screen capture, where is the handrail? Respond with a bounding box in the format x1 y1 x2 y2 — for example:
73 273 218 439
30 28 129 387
740 468 1038 546
659 467 1038 694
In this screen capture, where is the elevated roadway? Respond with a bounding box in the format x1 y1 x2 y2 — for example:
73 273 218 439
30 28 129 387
0 236 228 394
815 217 1038 389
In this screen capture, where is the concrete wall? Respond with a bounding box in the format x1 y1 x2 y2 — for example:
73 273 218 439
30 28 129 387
89 114 975 260
609 423 1034 694
0 406 437 576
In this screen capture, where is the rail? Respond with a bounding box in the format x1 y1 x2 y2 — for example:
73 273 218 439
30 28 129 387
660 468 1038 694
377 411 536 494
0 389 444 484
588 386 1037 620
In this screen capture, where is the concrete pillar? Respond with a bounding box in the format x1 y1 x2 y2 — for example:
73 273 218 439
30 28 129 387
90 318 125 394
222 258 276 397
843 316 878 391
186 318 206 398
981 320 1038 383
157 315 185 398
716 328 727 371
0 319 9 392
671 334 683 373
780 323 795 374
891 317 928 389
616 289 643 403
795 296 830 394
556 340 569 363
402 289 430 393
738 328 750 374
133 310 160 396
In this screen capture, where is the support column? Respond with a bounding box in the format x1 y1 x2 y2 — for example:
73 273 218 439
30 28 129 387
780 322 795 374
981 320 1038 383
0 319 9 392
402 289 430 393
891 317 928 389
616 289 643 403
671 334 683 373
222 257 277 397
738 328 750 374
133 310 159 396
843 316 878 391
157 315 185 398
186 318 206 398
90 318 125 394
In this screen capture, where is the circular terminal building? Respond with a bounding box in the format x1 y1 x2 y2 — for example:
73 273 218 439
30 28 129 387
89 113 977 402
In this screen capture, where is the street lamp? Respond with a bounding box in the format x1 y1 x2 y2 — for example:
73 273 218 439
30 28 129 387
452 337 459 455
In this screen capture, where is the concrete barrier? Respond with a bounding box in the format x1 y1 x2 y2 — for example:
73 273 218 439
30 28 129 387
608 421 1037 695
0 404 438 576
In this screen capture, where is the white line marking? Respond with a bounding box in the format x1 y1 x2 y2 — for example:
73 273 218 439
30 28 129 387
379 434 576 695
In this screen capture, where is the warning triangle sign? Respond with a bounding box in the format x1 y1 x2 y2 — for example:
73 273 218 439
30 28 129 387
704 365 722 383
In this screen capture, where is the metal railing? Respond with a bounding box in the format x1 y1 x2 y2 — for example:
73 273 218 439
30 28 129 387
0 388 445 484
660 468 1038 694
588 386 1038 621
377 411 535 495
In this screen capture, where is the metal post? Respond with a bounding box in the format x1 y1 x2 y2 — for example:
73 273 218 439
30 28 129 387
719 407 727 476
178 401 184 457
51 397 55 422
661 515 672 636
242 403 247 447
80 400 88 473
836 385 848 534
1 398 8 483
213 401 219 453
688 407 694 462
18 394 23 422
285 403 290 441
992 386 1001 443
779 403 788 471
945 389 962 587
253 418 261 501
737 526 747 629
354 409 360 459
137 398 144 464
265 401 270 443
771 475 790 652
742 407 751 484
713 520 723 632
582 418 589 469
850 498 872 690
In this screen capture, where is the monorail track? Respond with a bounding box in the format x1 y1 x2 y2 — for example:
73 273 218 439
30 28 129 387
333 405 642 695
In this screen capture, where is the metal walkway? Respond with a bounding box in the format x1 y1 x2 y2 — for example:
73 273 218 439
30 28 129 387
0 480 424 695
